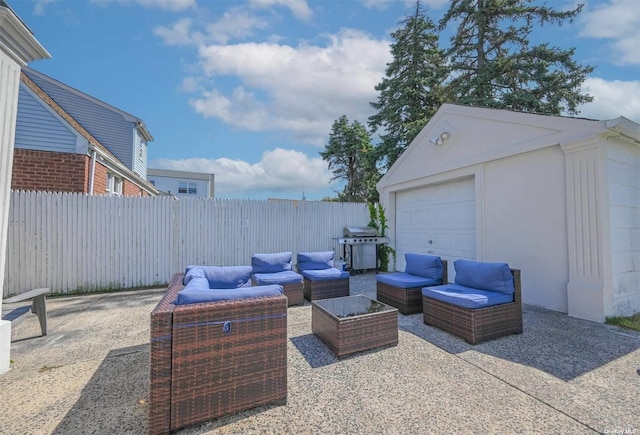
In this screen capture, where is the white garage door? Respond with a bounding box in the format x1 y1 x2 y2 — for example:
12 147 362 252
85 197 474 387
395 177 476 274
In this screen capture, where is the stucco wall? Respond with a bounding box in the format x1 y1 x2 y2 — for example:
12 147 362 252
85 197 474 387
482 146 569 312
607 140 640 316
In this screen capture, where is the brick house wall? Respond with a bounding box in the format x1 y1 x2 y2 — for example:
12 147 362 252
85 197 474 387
123 180 149 197
92 161 108 195
12 149 151 196
12 149 89 192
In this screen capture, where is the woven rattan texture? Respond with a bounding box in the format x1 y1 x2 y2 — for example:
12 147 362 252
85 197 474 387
303 278 349 301
149 273 288 434
250 279 303 306
312 301 398 358
422 269 522 344
376 261 448 314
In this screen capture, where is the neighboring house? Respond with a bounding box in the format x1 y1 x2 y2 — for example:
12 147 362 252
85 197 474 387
147 168 215 198
12 67 158 196
377 103 640 323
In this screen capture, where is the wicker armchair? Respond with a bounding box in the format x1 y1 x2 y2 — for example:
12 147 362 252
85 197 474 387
251 252 304 306
149 272 288 434
296 251 350 301
376 254 448 314
422 264 522 344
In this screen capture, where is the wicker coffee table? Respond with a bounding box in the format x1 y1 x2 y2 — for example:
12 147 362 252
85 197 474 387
311 294 398 358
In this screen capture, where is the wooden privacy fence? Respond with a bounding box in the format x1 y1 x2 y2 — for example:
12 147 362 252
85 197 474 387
4 191 370 296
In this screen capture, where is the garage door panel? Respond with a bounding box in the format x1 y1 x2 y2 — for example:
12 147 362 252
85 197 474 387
395 177 476 272
451 203 475 227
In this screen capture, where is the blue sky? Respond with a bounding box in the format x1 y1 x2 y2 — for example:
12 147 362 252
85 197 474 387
8 0 640 200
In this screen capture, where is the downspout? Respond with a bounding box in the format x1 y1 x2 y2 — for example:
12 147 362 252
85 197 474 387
89 147 97 195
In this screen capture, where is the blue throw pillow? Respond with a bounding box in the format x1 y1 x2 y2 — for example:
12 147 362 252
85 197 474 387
183 267 205 285
454 259 515 294
251 252 292 273
404 253 443 280
182 276 210 291
297 251 334 271
185 266 253 289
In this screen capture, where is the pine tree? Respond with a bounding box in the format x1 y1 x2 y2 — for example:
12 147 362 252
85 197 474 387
368 1 447 171
320 115 377 202
441 0 594 115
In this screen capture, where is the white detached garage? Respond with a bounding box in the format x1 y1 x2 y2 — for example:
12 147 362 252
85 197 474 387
377 104 640 323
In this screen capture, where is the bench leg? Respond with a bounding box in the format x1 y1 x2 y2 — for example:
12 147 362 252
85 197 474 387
31 294 47 336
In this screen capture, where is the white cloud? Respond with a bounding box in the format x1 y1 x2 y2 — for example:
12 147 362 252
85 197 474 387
360 0 446 9
155 9 269 46
127 0 196 11
33 0 55 15
149 148 332 198
580 0 640 65
205 8 269 44
249 0 312 20
190 29 391 146
91 0 196 11
577 77 640 121
153 18 203 46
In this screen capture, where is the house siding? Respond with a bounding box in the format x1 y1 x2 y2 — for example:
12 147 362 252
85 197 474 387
15 83 83 153
608 141 640 316
12 149 89 192
147 168 215 198
22 68 135 169
133 130 147 179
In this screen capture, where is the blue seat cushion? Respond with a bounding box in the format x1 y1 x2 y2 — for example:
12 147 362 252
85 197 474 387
300 268 349 281
251 252 292 273
253 270 303 285
297 251 334 271
454 259 515 294
422 284 513 309
377 272 440 288
404 253 444 280
183 265 252 288
175 282 283 305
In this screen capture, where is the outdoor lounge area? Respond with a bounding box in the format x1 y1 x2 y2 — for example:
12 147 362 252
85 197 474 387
1 272 639 434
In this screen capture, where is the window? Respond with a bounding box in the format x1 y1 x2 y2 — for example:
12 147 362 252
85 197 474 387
178 181 197 195
107 173 123 196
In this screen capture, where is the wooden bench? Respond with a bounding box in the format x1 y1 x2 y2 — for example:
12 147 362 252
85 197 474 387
2 288 50 337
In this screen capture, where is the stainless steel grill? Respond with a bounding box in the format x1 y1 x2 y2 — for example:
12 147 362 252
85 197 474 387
338 226 390 272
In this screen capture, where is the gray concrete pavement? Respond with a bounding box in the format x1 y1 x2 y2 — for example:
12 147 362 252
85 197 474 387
1 273 639 434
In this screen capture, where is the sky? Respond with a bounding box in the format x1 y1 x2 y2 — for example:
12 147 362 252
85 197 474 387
7 0 640 200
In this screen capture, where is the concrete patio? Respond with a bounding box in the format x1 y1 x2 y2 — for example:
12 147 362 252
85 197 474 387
1 272 639 434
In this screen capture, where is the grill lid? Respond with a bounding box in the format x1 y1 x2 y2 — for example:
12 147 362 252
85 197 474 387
343 226 378 237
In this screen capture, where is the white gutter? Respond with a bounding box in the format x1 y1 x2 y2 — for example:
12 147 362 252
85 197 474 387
88 148 96 194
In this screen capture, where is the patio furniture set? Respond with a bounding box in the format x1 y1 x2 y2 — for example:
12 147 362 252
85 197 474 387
148 251 522 434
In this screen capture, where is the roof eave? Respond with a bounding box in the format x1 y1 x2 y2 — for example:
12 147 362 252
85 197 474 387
0 5 50 65
137 121 154 142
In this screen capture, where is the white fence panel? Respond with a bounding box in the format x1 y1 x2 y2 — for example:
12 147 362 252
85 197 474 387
4 192 369 296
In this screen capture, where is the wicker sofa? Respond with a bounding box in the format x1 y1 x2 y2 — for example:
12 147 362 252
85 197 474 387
422 259 522 344
297 251 350 301
149 267 288 434
251 251 304 306
376 253 447 314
